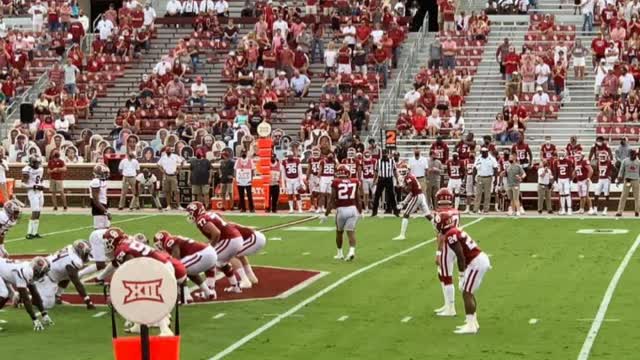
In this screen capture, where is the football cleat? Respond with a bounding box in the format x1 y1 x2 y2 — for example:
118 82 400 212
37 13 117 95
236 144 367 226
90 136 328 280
433 305 447 313
559 209 565 215
588 208 596 215
567 209 573 216
224 285 242 294
239 279 252 289
392 235 406 241
345 254 355 262
436 306 456 317
454 322 478 334
602 208 608 216
333 254 344 260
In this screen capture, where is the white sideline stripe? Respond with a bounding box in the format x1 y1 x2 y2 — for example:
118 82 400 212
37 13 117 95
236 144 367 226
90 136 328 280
337 316 349 322
92 311 107 318
576 233 640 360
401 316 412 323
5 214 159 243
207 218 485 360
213 313 226 319
577 318 620 322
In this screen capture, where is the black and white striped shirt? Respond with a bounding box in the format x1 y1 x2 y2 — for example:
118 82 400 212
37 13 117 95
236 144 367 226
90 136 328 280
376 158 396 178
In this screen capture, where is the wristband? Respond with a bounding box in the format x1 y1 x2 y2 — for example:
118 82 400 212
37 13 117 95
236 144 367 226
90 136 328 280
436 251 442 256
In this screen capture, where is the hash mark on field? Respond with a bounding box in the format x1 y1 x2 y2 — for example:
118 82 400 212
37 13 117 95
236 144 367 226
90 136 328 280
302 252 311 256
401 316 412 323
208 218 485 360
577 233 640 360
337 315 349 322
269 237 282 241
529 318 539 325
0 319 7 323
259 251 268 255
92 311 107 318
579 254 585 259
531 254 538 258
213 313 226 319
263 314 304 318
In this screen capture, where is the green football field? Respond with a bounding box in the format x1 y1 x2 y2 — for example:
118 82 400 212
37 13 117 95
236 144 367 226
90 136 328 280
1 212 640 360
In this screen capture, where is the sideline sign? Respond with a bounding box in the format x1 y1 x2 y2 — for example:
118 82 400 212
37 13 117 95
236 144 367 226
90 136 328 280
110 257 178 325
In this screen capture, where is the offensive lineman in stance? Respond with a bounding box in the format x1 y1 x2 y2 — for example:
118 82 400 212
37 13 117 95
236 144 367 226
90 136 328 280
432 188 460 317
0 201 21 257
393 163 432 240
321 164 362 261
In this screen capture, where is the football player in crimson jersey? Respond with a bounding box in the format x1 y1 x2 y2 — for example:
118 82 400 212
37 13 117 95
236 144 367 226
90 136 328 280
573 152 595 214
566 136 583 158
154 231 217 300
540 136 557 161
360 150 377 212
462 154 476 213
341 147 361 179
318 152 338 213
281 151 304 213
306 147 323 213
554 150 574 215
588 136 613 161
443 225 491 334
321 164 362 261
594 151 614 215
393 163 432 241
446 152 465 210
432 188 460 317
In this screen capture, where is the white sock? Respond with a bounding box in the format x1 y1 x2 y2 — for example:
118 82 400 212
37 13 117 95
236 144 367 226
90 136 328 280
244 264 256 279
205 276 216 289
566 196 572 210
235 268 249 283
466 314 475 324
603 206 608 212
28 220 34 235
400 218 408 236
454 196 460 209
336 248 344 256
32 220 39 234
199 282 212 297
297 200 303 211
288 201 294 211
348 246 355 256
444 284 455 306
55 286 65 297
440 282 447 306
227 274 238 286
78 264 98 278
0 244 6 256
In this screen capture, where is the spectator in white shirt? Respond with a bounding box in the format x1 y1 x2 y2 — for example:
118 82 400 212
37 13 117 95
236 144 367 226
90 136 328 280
408 147 429 194
143 3 157 29
273 16 289 39
371 23 384 45
532 86 551 120
157 147 183 210
448 110 465 138
190 76 208 111
165 0 183 16
96 18 114 41
427 109 442 137
199 0 215 13
125 0 140 10
404 87 421 106
118 152 140 210
214 0 229 16
341 20 357 47
535 58 551 90
182 0 198 15
323 41 338 74
554 41 568 64
620 67 635 99
28 0 47 32
153 56 173 76
290 70 311 97
54 116 71 139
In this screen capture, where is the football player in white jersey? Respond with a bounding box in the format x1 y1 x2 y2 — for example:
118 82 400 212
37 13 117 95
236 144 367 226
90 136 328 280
22 155 44 239
0 256 53 331
37 240 95 310
0 201 21 257
78 164 112 279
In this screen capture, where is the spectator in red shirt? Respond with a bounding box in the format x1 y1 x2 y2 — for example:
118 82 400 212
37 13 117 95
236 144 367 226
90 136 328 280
47 150 67 211
373 44 388 88
412 108 427 137
504 47 520 81
591 32 609 65
69 19 85 44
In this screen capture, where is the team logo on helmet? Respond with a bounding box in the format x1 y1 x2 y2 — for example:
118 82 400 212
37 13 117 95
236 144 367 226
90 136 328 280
186 201 205 223
30 256 50 280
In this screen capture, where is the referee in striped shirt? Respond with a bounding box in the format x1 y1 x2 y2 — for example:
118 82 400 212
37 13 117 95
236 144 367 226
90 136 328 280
372 149 399 216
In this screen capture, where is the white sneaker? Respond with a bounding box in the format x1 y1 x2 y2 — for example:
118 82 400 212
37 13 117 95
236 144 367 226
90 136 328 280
288 209 294 214
559 209 565 215
463 208 470 214
602 208 608 216
298 209 303 214
392 235 406 241
568 209 573 215
588 208 596 215
519 206 525 214
515 211 521 217
345 253 355 261
224 285 242 293
436 306 456 317
453 322 478 334
456 319 480 329
433 305 447 313
177 206 185 211
333 254 344 260
578 208 584 214
239 279 252 289
507 208 513 216
314 208 321 214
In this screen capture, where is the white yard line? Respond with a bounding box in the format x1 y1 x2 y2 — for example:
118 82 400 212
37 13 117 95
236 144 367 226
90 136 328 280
92 311 107 318
213 313 226 319
401 316 412 323
207 218 485 360
577 318 620 322
576 233 640 360
5 214 159 244
337 315 349 322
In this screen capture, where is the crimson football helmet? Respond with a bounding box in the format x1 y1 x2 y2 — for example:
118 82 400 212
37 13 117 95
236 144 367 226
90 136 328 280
575 151 584 161
558 149 566 159
397 162 409 177
103 227 128 254
336 164 350 178
186 201 206 223
153 230 172 250
435 188 454 209
363 150 372 159
598 151 609 162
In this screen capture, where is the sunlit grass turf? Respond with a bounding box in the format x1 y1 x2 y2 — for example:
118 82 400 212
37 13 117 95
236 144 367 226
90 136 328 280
1 214 639 360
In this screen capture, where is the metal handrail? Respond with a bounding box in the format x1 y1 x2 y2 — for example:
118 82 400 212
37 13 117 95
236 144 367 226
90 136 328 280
367 12 430 143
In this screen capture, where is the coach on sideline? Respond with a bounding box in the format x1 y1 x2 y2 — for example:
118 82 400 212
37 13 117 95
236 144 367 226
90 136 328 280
474 147 498 214
372 149 399 217
616 150 640 217
118 152 140 210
